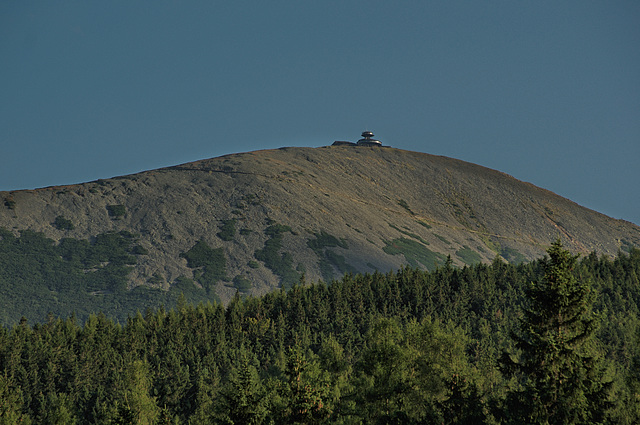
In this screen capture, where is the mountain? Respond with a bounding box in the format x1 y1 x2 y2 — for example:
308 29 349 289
2 145 639 310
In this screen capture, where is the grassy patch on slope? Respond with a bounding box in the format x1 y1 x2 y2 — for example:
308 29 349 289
254 224 301 290
181 240 227 291
455 246 482 265
307 231 354 283
383 237 446 271
0 227 210 325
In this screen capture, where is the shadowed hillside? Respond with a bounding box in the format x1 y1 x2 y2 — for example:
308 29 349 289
2 145 639 316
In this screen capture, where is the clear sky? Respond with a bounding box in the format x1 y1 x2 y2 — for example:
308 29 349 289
2 1 639 225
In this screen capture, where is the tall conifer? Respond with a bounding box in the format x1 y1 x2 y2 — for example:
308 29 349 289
504 240 612 424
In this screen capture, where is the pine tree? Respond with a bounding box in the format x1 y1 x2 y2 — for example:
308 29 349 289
37 392 78 425
271 342 333 424
0 372 32 425
503 240 612 424
119 359 161 425
221 347 270 425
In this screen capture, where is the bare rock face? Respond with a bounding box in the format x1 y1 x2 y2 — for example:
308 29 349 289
2 146 639 303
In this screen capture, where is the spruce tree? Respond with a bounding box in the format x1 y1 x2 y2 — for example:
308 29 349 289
221 347 270 425
276 344 332 424
504 240 612 424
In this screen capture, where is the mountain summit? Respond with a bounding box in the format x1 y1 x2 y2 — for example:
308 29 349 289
2 145 639 305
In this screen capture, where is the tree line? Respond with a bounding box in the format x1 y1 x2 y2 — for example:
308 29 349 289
1 242 639 423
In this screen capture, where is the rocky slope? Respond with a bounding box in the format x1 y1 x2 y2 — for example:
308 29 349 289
2 145 639 303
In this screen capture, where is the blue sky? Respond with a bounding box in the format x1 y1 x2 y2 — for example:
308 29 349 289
2 1 639 225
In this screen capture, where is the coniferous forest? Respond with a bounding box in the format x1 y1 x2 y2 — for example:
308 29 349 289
1 242 640 424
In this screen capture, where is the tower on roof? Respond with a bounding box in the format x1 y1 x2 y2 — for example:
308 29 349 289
357 130 382 146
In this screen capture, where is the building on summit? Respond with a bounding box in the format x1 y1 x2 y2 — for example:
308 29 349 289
356 131 382 146
332 131 383 147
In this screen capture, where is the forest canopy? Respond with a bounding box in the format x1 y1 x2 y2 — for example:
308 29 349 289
1 242 640 423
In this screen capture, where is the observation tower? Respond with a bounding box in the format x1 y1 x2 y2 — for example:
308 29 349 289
356 131 382 146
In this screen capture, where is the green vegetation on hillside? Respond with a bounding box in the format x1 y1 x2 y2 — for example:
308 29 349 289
181 240 227 291
254 224 301 289
397 198 415 215
53 215 74 230
217 219 237 241
456 245 482 265
3 196 15 209
307 231 354 282
500 246 528 264
383 237 446 270
231 274 252 293
0 228 207 325
389 223 429 244
434 233 451 244
106 204 126 219
416 219 432 229
1 243 639 423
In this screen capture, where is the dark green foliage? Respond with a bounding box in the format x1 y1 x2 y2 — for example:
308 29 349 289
254 224 301 289
53 215 74 231
170 275 217 305
500 246 528 264
181 240 227 290
274 344 333 423
307 231 348 251
456 245 482 265
389 223 430 244
503 240 613 424
106 204 126 219
383 237 446 270
3 197 16 210
217 219 237 241
307 231 353 282
221 348 270 424
0 228 212 325
131 244 148 255
621 238 635 253
243 193 261 206
353 317 483 423
416 219 432 229
434 233 451 244
0 372 32 423
147 272 163 285
1 241 640 423
321 250 354 280
0 229 133 323
264 223 292 236
397 198 415 215
232 275 252 293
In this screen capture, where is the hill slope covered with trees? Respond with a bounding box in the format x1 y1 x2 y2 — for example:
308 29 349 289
1 243 639 423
